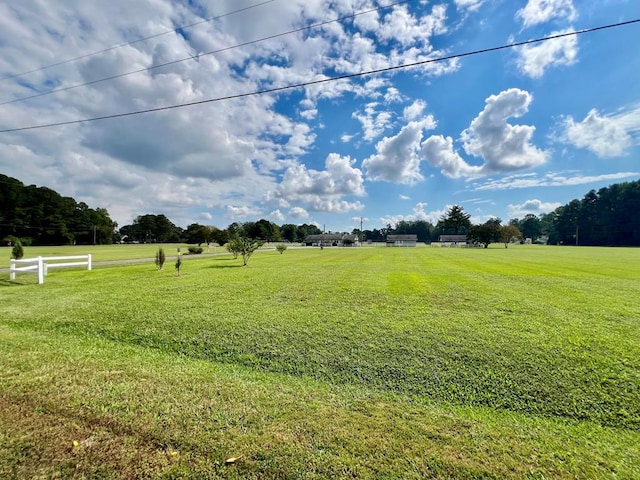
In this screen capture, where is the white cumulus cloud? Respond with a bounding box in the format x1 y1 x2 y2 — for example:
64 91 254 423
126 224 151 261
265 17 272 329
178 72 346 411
363 118 437 184
267 153 365 212
516 0 577 29
270 209 286 222
403 99 427 122
379 202 442 227
226 205 264 220
508 199 562 217
423 88 547 178
353 102 394 141
560 107 640 157
289 207 309 219
516 29 577 78
420 135 483 179
461 88 548 172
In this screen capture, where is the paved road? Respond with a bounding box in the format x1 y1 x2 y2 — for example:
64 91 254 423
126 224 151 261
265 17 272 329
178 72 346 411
92 251 232 266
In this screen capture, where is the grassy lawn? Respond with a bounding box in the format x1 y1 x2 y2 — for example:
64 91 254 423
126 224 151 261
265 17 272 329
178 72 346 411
1 245 638 478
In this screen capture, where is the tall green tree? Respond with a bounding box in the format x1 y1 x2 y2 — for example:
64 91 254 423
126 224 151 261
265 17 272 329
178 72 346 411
226 222 245 239
211 227 229 246
252 219 281 242
510 214 541 241
361 228 385 242
438 205 471 234
295 223 322 242
184 223 212 245
555 200 581 245
280 224 298 243
123 214 182 243
394 220 434 242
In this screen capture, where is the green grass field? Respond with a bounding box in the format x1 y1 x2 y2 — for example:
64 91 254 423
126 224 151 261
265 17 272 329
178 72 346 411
1 245 638 478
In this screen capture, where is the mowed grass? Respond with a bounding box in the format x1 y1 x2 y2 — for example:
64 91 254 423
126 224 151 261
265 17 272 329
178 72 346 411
1 245 638 478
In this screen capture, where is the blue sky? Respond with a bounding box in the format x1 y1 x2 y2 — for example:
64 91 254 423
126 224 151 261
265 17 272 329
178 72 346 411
0 0 638 232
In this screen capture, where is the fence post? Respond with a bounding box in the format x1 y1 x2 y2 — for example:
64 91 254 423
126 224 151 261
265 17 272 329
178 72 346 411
87 254 92 271
37 257 44 284
10 259 16 281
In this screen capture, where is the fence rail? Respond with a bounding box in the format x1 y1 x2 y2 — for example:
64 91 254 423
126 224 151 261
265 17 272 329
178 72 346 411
9 255 92 284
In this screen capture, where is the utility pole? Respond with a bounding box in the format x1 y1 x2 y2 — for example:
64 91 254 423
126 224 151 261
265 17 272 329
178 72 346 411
93 225 96 246
360 216 363 245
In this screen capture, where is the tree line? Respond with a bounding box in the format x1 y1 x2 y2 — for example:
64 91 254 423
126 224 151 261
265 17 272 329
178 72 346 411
118 215 323 246
2 172 638 246
0 174 117 245
436 180 640 247
531 180 640 246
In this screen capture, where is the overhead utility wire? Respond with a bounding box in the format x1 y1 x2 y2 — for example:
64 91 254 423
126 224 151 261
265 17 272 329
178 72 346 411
0 0 275 82
0 0 414 106
1 18 638 134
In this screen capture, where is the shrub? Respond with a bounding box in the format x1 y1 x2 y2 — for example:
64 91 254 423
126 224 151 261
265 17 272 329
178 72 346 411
155 248 166 270
226 238 242 259
188 246 203 254
276 244 287 255
11 239 24 260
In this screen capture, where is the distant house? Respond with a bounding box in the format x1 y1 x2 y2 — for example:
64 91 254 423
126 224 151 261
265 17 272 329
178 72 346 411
304 233 359 247
536 235 549 245
341 234 359 246
438 234 467 245
386 234 418 247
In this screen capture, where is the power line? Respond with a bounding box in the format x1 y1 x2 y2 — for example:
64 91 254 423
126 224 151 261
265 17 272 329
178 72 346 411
0 0 276 83
1 18 638 134
0 0 414 106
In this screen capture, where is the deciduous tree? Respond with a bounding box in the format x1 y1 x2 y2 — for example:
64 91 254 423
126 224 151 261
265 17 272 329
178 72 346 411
500 225 521 248
227 237 263 265
468 219 501 248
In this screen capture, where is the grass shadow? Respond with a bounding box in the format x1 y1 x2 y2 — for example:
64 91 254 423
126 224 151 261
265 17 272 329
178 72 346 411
0 278 31 287
205 263 244 269
203 257 244 269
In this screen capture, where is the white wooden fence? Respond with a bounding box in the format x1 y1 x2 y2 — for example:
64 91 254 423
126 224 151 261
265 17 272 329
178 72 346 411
9 255 92 284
